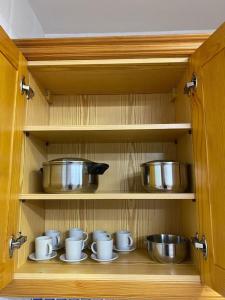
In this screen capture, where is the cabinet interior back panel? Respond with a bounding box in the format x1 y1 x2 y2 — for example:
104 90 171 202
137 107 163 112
44 198 181 249
26 74 49 126
48 94 175 126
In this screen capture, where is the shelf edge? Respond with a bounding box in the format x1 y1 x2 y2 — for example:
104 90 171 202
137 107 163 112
19 193 195 200
14 273 200 282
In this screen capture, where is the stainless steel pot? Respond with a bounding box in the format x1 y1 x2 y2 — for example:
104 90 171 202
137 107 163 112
140 160 189 192
42 158 109 193
146 234 188 263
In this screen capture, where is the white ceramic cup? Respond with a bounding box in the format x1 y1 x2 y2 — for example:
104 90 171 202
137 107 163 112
91 236 113 260
45 229 61 250
69 228 88 242
35 236 53 259
116 230 133 250
92 230 111 242
65 237 85 261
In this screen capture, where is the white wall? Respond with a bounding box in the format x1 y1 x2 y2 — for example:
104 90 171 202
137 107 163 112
0 0 44 38
29 0 224 37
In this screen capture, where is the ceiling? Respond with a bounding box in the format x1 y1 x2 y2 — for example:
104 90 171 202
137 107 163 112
28 0 225 37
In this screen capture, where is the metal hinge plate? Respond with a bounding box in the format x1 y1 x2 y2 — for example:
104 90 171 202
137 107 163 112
20 76 34 100
184 73 197 96
191 232 207 259
9 232 27 258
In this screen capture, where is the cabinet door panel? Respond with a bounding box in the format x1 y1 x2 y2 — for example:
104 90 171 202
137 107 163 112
190 22 225 295
0 51 17 288
0 27 27 289
201 49 225 269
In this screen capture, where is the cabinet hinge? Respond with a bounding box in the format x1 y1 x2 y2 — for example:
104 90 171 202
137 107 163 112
191 232 207 259
9 232 27 258
20 76 34 100
184 73 197 96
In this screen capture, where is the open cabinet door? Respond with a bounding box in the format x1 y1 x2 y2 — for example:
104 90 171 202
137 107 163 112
0 27 28 289
189 22 225 295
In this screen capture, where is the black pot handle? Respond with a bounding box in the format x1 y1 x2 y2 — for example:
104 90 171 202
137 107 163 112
88 163 109 175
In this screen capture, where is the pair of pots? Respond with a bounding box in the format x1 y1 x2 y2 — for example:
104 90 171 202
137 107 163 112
42 158 189 193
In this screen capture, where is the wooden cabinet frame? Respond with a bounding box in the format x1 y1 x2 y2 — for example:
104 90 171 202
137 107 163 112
0 24 225 298
14 33 209 61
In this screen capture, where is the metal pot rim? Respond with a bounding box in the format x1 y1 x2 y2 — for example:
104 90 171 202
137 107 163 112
147 234 188 244
43 157 96 166
140 160 187 167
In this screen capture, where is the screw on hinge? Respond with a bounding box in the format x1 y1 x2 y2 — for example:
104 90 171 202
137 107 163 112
184 73 197 96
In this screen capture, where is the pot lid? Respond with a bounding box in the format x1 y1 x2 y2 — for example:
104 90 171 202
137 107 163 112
140 160 181 167
43 157 95 166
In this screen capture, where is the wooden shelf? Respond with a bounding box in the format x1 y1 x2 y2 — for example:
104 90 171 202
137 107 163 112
19 193 195 201
15 249 199 282
28 58 188 95
24 123 191 143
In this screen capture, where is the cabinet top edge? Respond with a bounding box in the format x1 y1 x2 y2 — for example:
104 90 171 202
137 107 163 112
13 33 210 61
28 57 189 67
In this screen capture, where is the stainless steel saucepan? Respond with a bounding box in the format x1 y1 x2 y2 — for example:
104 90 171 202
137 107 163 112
140 160 189 192
42 158 109 193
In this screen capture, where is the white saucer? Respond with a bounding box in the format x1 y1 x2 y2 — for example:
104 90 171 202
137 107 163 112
113 245 136 252
91 252 119 263
59 252 88 263
29 251 57 261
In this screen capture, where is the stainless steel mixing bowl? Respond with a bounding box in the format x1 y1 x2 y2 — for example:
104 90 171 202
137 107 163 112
146 234 188 263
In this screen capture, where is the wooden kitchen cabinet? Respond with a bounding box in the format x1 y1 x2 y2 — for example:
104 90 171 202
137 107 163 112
0 23 225 299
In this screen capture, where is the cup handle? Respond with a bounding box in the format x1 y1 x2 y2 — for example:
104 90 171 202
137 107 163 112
106 234 111 239
83 231 88 242
47 242 53 255
82 240 85 250
56 235 61 247
128 235 133 247
91 242 97 254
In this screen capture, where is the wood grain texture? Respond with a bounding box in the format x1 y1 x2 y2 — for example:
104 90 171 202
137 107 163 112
49 94 175 125
1 280 223 299
189 62 212 288
0 26 19 68
16 61 202 297
25 73 49 126
194 49 225 295
25 93 192 143
29 63 186 95
174 69 191 123
24 124 191 143
44 198 181 248
0 51 17 289
189 22 225 295
19 193 195 200
21 136 47 193
16 201 45 268
21 141 180 249
47 142 177 193
191 22 225 69
6 54 28 273
28 57 188 66
14 33 210 61
14 249 199 281
20 86 195 259
174 62 199 271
